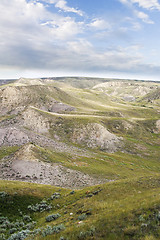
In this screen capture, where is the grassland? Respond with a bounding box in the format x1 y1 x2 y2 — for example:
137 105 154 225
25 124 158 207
0 77 159 239
0 174 160 240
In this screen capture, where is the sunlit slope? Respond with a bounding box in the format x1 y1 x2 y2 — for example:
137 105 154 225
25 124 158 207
0 77 159 185
0 77 160 240
0 174 160 240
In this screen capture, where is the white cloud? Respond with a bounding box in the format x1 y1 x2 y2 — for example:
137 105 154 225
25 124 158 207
0 0 85 72
0 0 83 44
55 0 83 16
0 0 144 74
131 0 160 10
119 0 131 7
0 0 160 80
88 19 111 30
67 39 93 55
41 18 83 40
119 0 156 24
132 21 142 30
119 0 160 10
64 39 144 73
135 10 154 23
38 0 83 16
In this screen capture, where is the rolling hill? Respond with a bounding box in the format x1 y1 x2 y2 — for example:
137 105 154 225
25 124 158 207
0 77 160 240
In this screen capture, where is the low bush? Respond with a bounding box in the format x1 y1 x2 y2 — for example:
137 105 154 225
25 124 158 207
42 224 65 237
50 192 61 200
8 229 31 240
23 215 32 222
25 222 36 230
0 233 5 240
60 236 68 240
0 192 8 198
78 227 96 239
28 200 52 212
0 217 9 225
9 228 17 234
0 228 6 234
46 213 61 222
78 214 87 221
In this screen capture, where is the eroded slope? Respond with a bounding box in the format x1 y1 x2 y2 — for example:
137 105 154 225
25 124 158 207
0 77 159 189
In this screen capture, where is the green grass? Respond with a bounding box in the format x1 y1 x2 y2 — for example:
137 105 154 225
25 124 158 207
29 143 160 182
34 174 160 240
0 146 20 161
0 78 160 239
0 175 160 239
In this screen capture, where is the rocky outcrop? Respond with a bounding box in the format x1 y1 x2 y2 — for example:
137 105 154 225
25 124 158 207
0 127 30 146
0 86 29 114
0 144 106 189
13 78 45 86
0 84 75 115
93 81 159 100
72 123 122 153
48 102 75 113
155 120 160 133
21 108 50 134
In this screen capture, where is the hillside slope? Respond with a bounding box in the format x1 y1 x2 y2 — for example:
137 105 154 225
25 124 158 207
0 77 160 239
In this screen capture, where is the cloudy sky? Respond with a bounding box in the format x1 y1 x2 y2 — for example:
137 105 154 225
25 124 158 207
0 0 160 80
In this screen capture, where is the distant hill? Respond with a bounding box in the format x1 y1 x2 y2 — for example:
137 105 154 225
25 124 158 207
0 79 16 86
141 88 160 102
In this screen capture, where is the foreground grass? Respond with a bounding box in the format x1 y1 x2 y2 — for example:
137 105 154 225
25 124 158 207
0 175 160 240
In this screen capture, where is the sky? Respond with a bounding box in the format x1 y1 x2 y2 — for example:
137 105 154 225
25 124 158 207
0 0 160 80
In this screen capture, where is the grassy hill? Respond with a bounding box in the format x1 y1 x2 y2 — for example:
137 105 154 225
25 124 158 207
0 77 159 239
0 175 160 240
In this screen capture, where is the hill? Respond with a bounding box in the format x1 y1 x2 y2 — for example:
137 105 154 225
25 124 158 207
0 77 160 239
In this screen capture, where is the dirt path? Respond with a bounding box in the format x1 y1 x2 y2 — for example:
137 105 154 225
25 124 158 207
31 106 151 121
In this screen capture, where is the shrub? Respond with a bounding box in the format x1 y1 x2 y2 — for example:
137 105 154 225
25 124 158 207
156 211 160 220
23 215 32 222
25 222 35 230
78 227 95 239
78 214 87 221
42 225 52 237
78 231 87 239
18 222 25 228
0 220 10 229
9 228 17 234
70 191 75 195
32 228 41 235
49 224 65 233
50 192 61 200
60 236 68 240
0 233 5 240
0 192 8 198
8 230 31 240
28 200 52 212
46 213 61 222
0 217 9 224
14 221 22 228
42 224 65 237
0 228 6 234
8 223 15 229
87 227 96 236
139 215 145 222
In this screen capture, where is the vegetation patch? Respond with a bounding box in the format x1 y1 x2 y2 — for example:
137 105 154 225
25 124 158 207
45 213 61 222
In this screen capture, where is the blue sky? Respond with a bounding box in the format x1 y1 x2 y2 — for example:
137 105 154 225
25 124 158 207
0 0 160 80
